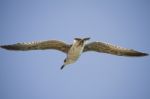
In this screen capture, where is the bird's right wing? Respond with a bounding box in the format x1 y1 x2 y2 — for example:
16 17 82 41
0 40 71 53
84 41 148 57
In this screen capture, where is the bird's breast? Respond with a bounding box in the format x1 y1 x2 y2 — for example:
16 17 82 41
67 44 84 62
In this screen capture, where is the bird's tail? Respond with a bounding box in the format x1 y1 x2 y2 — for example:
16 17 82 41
83 37 90 41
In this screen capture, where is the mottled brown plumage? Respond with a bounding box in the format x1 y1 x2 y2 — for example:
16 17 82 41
83 42 148 57
0 38 148 69
0 39 148 57
1 40 71 53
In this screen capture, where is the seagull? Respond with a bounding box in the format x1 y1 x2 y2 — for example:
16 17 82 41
0 38 148 69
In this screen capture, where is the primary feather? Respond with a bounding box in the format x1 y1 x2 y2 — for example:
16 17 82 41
0 38 148 69
84 41 148 57
0 40 71 53
0 40 148 57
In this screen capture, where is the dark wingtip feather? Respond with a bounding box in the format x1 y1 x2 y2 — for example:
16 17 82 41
1 45 11 50
0 45 21 50
129 51 149 57
139 52 149 56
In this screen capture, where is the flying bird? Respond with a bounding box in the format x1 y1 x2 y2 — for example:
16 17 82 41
0 38 148 69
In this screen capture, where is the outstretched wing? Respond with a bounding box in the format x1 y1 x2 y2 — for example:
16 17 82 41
84 42 148 57
0 40 71 53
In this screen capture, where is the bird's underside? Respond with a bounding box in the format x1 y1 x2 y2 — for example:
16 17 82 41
0 39 148 57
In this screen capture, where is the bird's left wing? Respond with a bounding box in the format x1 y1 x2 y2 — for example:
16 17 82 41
0 40 71 53
84 41 148 57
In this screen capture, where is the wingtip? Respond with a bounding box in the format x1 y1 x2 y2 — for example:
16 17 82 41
0 45 7 49
0 44 24 51
133 52 149 57
0 45 14 50
142 53 149 56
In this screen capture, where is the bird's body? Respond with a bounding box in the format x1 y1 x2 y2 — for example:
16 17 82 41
0 37 148 70
66 40 84 63
61 38 90 69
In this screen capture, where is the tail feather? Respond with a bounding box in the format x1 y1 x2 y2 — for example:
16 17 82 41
83 37 90 41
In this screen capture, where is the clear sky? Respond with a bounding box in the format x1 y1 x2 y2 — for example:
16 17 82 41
0 0 150 99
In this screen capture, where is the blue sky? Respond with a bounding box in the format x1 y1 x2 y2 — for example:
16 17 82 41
0 0 150 99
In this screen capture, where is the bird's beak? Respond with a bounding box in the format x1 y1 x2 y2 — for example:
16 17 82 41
60 64 65 70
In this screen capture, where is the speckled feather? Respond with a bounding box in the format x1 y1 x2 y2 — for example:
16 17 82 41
0 40 148 56
84 42 148 56
0 40 71 53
